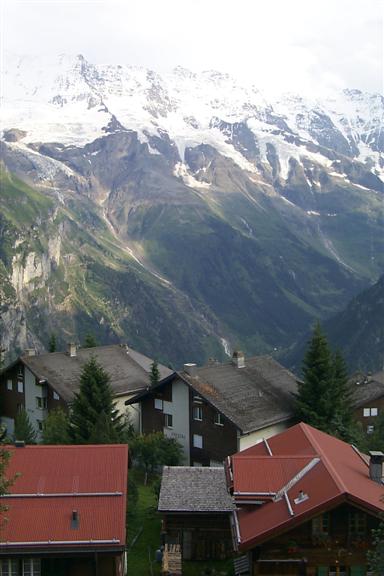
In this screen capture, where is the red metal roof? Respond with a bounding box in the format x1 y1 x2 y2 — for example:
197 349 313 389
1 444 128 549
229 423 384 551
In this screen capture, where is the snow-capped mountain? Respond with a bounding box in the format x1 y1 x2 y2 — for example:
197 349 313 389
2 53 383 179
1 53 383 365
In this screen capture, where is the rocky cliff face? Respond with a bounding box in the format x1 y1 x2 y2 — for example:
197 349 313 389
1 54 383 366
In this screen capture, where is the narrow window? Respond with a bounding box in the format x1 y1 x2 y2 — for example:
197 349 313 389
53 391 60 400
6 380 12 391
154 398 163 410
363 408 370 417
371 407 378 417
349 511 366 536
17 380 24 394
193 406 202 421
164 414 173 428
214 412 224 426
193 434 203 449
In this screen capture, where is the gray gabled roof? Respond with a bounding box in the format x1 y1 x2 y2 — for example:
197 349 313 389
349 371 384 407
180 356 298 434
158 467 235 513
17 344 171 403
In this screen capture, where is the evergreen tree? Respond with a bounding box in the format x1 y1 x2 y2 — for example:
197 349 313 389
294 322 334 430
294 323 355 439
328 350 354 441
83 333 98 348
48 334 57 353
150 360 160 387
14 409 37 444
41 408 71 444
69 356 124 443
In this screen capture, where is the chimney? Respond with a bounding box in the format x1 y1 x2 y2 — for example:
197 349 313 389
232 350 245 368
71 510 79 529
24 348 36 357
67 343 77 358
184 363 197 377
369 451 384 484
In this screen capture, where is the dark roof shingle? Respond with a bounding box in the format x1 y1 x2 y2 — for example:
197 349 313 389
20 344 171 402
158 466 235 513
181 356 298 433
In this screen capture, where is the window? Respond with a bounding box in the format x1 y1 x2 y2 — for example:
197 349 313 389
6 380 12 391
312 513 330 535
37 420 43 431
164 413 173 428
35 397 47 409
349 511 366 536
154 398 163 410
367 425 375 434
193 394 203 404
17 380 24 394
364 407 378 417
214 412 224 426
193 434 203 449
53 391 60 400
0 559 18 576
23 558 41 576
17 365 23 377
193 406 202 421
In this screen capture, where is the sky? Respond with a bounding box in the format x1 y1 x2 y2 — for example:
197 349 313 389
1 0 383 95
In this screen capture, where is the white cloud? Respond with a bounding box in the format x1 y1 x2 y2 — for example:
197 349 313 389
2 0 383 95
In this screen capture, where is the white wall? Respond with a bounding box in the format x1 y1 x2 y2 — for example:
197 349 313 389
239 421 290 451
24 367 47 439
114 395 141 432
163 379 190 464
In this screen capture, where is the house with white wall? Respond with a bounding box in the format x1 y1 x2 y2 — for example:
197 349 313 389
0 344 171 438
126 351 299 465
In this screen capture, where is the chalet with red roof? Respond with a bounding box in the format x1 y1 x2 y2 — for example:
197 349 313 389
226 423 384 576
0 443 128 576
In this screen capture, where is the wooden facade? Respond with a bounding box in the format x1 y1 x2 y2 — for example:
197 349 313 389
0 551 123 576
189 389 238 466
162 513 233 561
250 504 378 576
0 361 67 436
353 397 384 436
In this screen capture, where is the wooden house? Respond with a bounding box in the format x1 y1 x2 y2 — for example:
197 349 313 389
226 422 384 576
158 466 234 560
0 344 171 438
126 352 299 465
0 443 128 576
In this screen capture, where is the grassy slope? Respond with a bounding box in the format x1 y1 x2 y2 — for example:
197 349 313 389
127 473 234 576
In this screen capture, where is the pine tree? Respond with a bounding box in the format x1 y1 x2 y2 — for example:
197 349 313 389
328 350 354 441
150 360 160 387
48 334 57 353
83 333 98 348
294 322 334 431
41 408 71 444
14 409 37 444
295 324 355 439
69 356 124 443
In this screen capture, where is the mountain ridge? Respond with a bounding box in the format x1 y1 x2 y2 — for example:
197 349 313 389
0 53 383 365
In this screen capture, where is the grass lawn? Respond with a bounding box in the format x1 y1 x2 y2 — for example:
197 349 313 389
126 469 234 576
127 472 162 576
